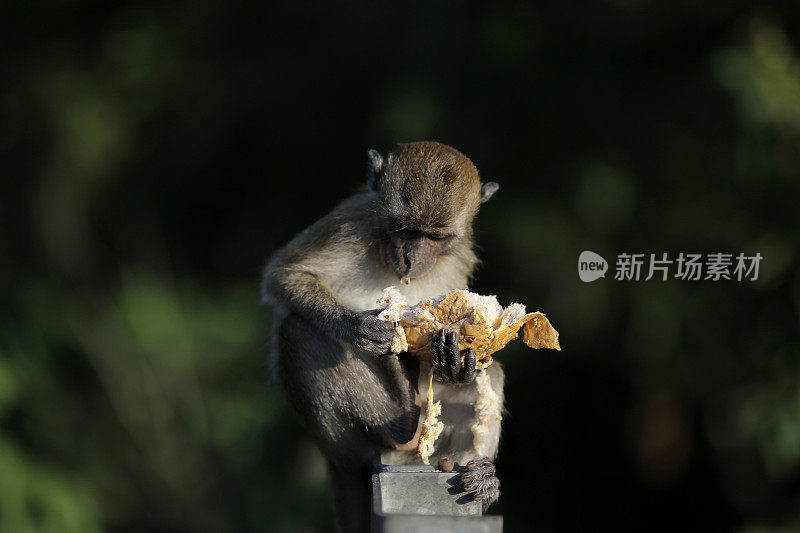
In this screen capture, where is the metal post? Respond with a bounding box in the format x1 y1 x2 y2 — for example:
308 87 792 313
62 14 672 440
371 455 503 532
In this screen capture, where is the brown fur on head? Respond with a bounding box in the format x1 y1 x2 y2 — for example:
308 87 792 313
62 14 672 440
386 142 481 231
365 141 499 282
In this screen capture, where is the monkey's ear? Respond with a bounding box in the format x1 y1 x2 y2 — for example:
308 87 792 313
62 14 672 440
480 182 499 203
366 149 385 191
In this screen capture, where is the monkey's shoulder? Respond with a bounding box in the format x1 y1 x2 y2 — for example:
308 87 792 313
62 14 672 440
269 192 376 262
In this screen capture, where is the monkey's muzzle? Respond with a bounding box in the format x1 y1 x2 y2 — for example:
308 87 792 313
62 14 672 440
384 234 437 283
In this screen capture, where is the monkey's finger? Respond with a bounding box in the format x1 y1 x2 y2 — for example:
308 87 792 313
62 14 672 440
365 328 395 343
432 330 448 382
461 348 476 383
358 318 395 345
477 483 500 510
482 490 500 511
445 331 460 380
368 339 392 356
363 316 395 333
465 457 495 472
432 329 445 364
376 320 396 332
434 328 447 347
355 338 376 354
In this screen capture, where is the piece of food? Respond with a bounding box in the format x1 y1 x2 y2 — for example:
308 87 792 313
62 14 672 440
377 287 561 463
418 368 444 465
471 368 503 458
377 287 561 363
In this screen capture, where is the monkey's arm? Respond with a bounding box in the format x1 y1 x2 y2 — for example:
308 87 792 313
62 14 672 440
262 226 395 355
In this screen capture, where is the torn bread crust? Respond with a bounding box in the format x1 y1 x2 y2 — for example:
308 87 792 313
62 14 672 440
418 367 444 465
471 366 502 458
377 287 561 360
377 287 562 464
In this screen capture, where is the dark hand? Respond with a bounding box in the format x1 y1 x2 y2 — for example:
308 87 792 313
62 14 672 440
432 329 476 384
348 309 395 356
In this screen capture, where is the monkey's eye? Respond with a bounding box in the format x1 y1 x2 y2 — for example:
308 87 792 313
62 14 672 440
426 233 452 242
385 219 407 234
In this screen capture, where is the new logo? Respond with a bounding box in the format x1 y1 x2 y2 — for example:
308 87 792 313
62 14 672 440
578 250 608 282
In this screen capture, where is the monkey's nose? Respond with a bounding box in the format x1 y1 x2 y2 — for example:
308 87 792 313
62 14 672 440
395 260 412 279
402 250 412 271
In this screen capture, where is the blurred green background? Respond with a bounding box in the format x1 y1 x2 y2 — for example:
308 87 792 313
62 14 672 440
1 1 800 531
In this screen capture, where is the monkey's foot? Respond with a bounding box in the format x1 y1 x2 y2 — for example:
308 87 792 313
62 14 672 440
458 457 500 510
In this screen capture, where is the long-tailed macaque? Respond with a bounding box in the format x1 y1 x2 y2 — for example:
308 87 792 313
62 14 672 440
262 141 503 532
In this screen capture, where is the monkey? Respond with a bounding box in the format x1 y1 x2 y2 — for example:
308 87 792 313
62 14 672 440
261 141 503 532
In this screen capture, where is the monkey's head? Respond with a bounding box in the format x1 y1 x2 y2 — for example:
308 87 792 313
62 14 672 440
365 141 499 282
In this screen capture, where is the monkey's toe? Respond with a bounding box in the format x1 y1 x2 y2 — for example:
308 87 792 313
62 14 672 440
460 457 500 509
475 479 500 509
461 457 495 487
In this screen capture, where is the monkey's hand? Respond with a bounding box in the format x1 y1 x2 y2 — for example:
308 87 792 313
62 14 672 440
432 329 476 384
460 457 501 511
346 309 396 356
